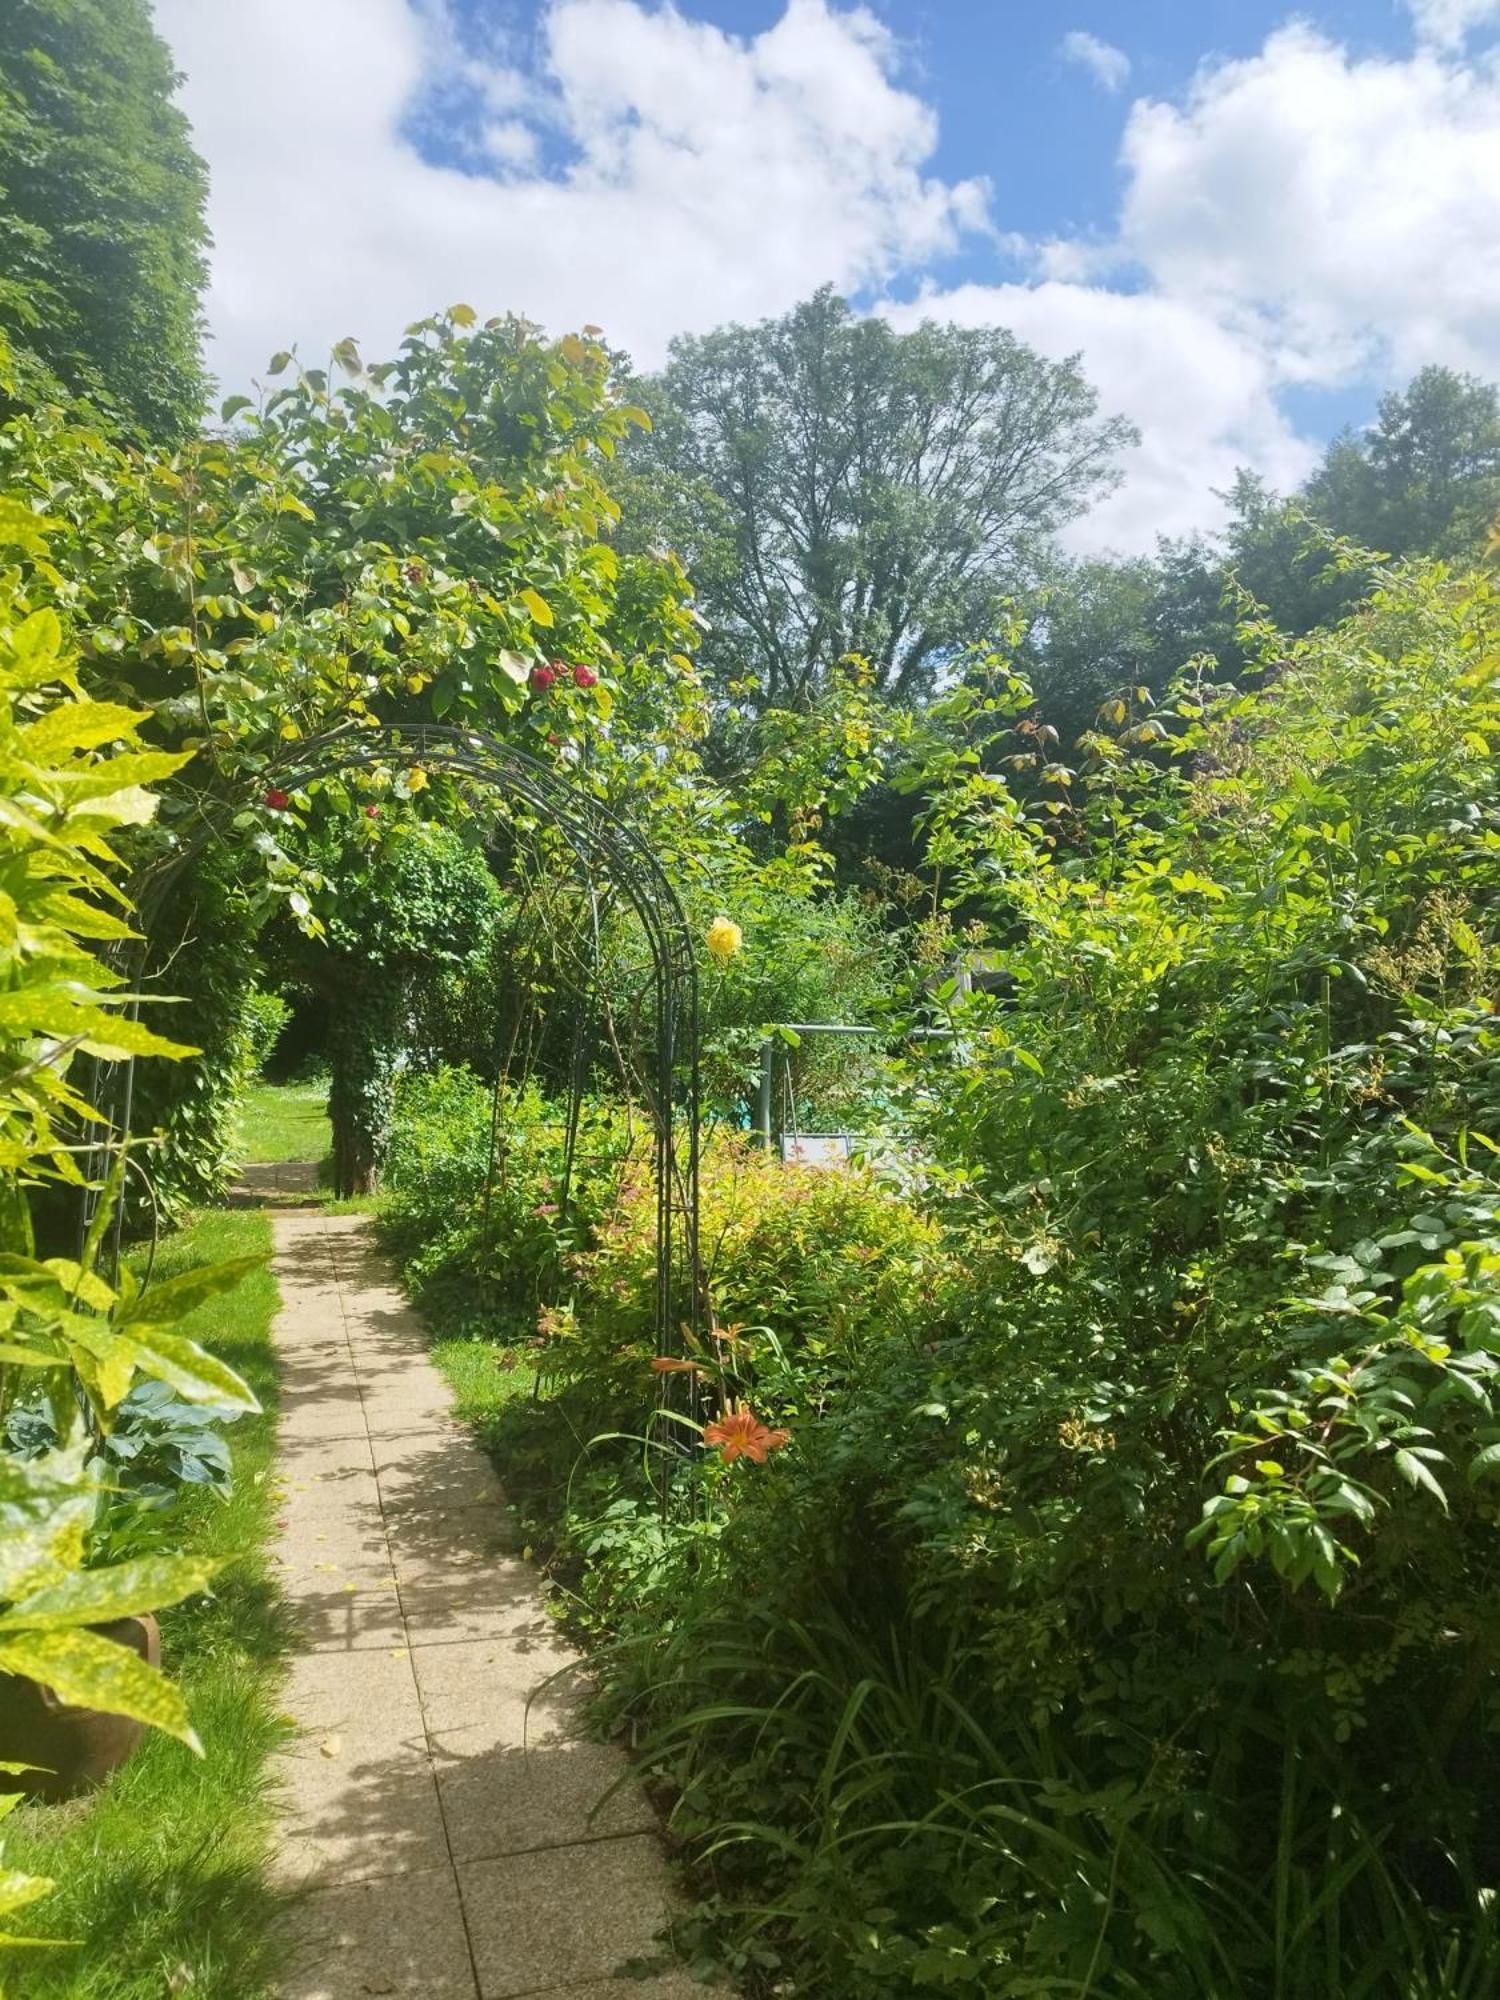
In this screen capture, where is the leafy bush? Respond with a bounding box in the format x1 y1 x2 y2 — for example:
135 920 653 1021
380 1066 636 1341
126 852 262 1223
430 556 1500 1996
0 498 260 1950
241 990 290 1079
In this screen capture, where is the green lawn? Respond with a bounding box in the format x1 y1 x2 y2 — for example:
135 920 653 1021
233 1079 331 1167
429 1333 539 1426
4 1209 291 2000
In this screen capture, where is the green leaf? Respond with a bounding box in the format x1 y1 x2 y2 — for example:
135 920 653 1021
108 1324 260 1412
1393 1448 1448 1509
17 700 146 761
0 1630 199 1749
0 1555 218 1634
2 608 63 691
0 1864 56 1922
519 588 553 628
0 498 54 557
219 394 253 422
118 1253 265 1335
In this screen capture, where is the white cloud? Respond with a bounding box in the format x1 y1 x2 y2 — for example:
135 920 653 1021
886 282 1316 552
154 1 1500 555
1059 29 1130 93
1119 25 1500 386
892 21 1500 551
152 0 988 393
1405 0 1500 50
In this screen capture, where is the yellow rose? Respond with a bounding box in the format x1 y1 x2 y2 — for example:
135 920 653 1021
706 916 743 967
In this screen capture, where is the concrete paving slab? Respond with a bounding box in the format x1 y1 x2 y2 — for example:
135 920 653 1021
409 1635 583 1733
460 1835 680 1997
432 1726 658 1860
288 1587 410 1655
397 1576 559 1646
267 1211 689 1999
280 1865 479 1998
385 1505 524 1579
276 1652 446 1886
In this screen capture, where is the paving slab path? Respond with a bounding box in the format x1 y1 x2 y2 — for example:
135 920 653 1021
268 1208 701 2000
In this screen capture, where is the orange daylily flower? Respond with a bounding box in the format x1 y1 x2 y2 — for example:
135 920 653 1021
703 1408 791 1464
651 1356 704 1375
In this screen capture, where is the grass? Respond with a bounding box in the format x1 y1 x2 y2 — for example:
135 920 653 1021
232 1079 330 1167
3 1209 292 2000
429 1334 539 1426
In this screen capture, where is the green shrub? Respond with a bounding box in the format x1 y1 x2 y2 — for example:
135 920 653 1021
440 557 1500 1997
241 990 290 1078
380 1066 635 1342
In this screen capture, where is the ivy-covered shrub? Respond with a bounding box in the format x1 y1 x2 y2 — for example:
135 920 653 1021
241 989 290 1078
127 852 261 1222
269 818 502 1195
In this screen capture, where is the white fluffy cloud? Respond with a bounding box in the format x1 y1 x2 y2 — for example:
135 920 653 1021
1119 25 1500 385
154 1 1500 553
1405 0 1500 49
893 21 1500 550
152 0 987 393
887 282 1315 550
1059 30 1130 93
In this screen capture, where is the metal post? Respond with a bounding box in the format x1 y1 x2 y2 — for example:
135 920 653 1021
756 1036 774 1150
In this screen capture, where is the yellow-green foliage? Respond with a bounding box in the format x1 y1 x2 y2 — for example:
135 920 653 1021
576 1132 943 1382
0 501 260 1957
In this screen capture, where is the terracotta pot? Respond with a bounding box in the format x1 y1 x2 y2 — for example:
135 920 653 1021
0 1613 160 1801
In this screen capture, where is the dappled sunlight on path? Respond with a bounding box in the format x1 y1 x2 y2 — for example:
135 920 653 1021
267 1210 702 1999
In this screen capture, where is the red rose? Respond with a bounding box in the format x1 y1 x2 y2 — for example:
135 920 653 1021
546 731 560 745
530 664 558 692
365 804 380 819
572 664 598 689
264 788 290 810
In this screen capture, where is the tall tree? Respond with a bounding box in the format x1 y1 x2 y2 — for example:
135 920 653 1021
1306 365 1500 562
1022 366 1500 747
0 0 209 439
620 288 1134 719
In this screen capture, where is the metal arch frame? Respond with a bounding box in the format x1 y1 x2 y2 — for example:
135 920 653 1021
112 721 704 1365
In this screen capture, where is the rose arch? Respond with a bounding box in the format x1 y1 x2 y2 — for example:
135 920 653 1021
85 721 704 1366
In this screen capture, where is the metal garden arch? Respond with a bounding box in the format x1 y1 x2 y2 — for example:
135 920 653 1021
97 721 704 1364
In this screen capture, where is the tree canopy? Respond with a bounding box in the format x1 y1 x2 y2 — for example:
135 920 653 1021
620 288 1134 725
0 0 209 439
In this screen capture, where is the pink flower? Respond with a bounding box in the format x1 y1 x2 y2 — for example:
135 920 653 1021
572 664 598 689
530 664 558 692
364 804 380 819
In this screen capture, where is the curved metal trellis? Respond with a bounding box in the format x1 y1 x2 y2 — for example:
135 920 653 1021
93 722 704 1369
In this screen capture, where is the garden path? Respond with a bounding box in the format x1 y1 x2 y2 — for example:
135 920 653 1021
267 1206 700 1999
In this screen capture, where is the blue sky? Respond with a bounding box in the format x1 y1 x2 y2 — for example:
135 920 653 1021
154 0 1500 549
431 0 1396 248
